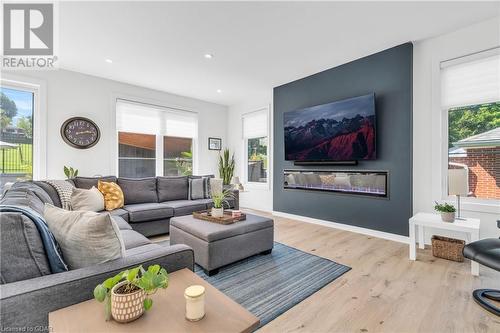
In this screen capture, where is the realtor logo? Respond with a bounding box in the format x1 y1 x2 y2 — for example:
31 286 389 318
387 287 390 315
2 3 57 69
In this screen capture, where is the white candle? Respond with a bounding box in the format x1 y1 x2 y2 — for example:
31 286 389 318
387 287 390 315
185 285 205 321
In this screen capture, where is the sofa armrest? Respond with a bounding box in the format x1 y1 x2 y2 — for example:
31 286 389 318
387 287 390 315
231 189 239 210
0 244 193 330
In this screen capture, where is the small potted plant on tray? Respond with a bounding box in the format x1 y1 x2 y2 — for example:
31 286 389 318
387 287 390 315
93 264 168 323
434 201 456 222
211 189 234 218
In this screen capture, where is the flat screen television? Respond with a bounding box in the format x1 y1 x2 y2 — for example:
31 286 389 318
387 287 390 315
284 93 376 161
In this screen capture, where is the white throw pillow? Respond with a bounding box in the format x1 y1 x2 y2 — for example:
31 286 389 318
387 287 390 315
71 186 105 212
44 204 125 269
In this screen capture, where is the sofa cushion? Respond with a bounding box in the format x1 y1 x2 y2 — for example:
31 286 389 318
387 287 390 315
125 243 164 256
109 208 129 222
123 203 174 222
1 187 46 215
162 200 207 216
73 176 117 189
33 181 61 207
118 177 158 204
157 176 188 202
44 205 125 269
188 178 209 200
121 229 151 250
111 216 132 230
71 187 105 212
0 212 51 283
170 214 274 242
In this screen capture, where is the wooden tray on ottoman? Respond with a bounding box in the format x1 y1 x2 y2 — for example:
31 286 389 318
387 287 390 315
193 210 246 224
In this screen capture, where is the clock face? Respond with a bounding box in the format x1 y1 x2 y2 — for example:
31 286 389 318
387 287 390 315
61 117 100 149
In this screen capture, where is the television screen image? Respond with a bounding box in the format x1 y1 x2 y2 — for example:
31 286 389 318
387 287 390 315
284 93 376 161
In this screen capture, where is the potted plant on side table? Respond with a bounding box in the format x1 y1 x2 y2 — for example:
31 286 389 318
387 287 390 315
93 264 168 323
434 202 456 222
211 189 234 218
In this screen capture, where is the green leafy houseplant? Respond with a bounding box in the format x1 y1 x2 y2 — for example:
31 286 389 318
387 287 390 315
218 148 235 185
63 166 78 179
93 264 168 321
434 202 456 213
212 189 235 209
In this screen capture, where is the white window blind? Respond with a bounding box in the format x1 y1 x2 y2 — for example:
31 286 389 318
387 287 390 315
116 99 197 138
441 51 500 110
242 109 268 139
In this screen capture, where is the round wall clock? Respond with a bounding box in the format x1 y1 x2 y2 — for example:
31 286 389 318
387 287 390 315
60 117 101 149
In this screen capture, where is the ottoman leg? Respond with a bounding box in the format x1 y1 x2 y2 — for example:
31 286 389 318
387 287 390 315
260 249 272 255
205 268 219 276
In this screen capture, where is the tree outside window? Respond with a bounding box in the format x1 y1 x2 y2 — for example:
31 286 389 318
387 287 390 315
247 137 268 183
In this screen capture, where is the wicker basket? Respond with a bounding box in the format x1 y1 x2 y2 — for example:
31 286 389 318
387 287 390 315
431 236 465 262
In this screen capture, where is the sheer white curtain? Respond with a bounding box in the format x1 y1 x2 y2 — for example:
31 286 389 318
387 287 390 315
116 99 197 137
441 50 500 110
242 109 268 139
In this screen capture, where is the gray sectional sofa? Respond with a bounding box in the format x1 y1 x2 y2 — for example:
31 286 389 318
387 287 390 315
0 175 237 330
65 175 238 237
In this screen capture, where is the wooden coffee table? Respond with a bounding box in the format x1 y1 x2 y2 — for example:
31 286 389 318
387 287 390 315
49 268 259 333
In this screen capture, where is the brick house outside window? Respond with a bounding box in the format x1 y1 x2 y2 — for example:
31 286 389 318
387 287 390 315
449 127 500 200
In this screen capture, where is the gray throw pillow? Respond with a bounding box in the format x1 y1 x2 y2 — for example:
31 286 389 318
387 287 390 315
189 178 207 200
71 186 105 212
44 204 125 269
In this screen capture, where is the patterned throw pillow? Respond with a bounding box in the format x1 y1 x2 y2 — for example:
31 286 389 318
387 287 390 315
188 178 209 200
97 180 124 211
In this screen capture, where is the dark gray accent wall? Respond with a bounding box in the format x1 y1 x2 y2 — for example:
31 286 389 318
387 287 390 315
273 43 413 236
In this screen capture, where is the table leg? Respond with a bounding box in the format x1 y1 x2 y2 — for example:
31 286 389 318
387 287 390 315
409 221 416 260
418 224 425 249
470 230 480 276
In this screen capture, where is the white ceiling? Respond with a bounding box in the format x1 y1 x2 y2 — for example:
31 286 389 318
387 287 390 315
58 2 500 106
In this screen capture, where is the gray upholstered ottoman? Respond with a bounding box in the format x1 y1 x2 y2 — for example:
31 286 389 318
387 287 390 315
169 213 274 275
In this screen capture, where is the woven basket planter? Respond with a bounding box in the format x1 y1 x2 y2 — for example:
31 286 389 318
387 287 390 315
111 281 146 323
431 236 465 262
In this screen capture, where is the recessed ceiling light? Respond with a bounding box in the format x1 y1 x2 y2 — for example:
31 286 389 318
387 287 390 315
105 59 113 64
216 89 222 93
204 54 213 59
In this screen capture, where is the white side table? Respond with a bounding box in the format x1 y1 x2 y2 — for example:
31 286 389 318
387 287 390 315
409 212 480 276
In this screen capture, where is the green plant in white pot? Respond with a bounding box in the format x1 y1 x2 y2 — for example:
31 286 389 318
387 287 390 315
211 189 234 218
434 202 456 222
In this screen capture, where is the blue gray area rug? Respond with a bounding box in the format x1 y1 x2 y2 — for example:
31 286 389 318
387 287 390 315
194 242 350 327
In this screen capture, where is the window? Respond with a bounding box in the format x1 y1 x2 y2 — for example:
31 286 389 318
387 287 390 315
243 109 268 184
441 50 500 200
164 136 192 176
116 99 197 178
0 86 34 190
118 132 156 178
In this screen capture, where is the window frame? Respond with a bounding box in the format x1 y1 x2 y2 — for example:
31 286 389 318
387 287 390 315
1 75 46 181
438 49 500 211
242 108 270 189
113 96 198 178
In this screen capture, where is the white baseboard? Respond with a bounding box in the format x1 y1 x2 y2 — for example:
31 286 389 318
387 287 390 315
271 210 410 244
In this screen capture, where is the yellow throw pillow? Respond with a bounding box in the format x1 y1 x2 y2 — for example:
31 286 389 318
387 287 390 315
97 180 124 211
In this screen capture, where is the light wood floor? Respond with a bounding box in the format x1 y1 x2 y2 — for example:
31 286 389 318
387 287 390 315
249 210 500 333
153 210 500 332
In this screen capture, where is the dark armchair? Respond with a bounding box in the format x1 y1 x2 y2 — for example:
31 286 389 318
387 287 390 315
463 220 500 316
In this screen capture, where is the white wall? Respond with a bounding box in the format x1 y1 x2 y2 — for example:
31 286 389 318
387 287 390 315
413 17 500 240
1 69 227 179
227 99 273 211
